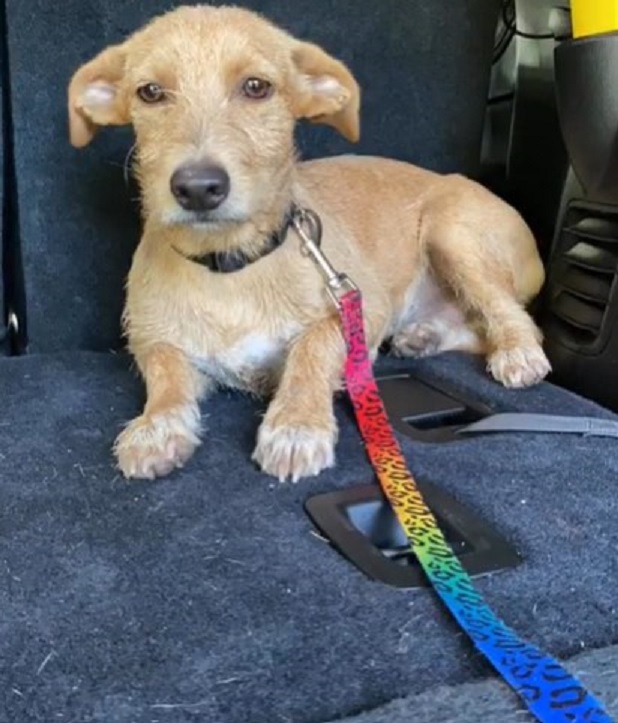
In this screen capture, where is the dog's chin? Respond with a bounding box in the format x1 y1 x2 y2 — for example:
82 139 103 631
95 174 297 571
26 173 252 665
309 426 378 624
161 208 248 230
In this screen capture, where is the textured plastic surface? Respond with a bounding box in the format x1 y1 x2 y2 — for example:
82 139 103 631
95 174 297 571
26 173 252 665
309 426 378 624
547 32 618 409
555 33 618 204
542 199 618 410
305 483 521 589
376 374 492 443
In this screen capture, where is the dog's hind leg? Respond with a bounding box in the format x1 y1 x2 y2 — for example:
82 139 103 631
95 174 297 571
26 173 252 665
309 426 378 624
426 222 551 389
391 271 484 359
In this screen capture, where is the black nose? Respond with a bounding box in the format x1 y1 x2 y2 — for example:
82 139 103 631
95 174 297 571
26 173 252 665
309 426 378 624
170 163 231 212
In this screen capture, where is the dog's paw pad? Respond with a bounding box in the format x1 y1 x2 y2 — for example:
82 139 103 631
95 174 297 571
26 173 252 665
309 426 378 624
252 424 336 483
391 323 443 358
115 410 200 480
488 345 551 389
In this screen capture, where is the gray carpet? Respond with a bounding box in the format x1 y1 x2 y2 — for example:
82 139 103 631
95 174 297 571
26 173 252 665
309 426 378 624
1 350 617 722
330 646 618 723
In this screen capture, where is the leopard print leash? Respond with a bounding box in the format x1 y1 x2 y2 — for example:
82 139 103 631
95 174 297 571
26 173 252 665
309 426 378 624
291 207 613 723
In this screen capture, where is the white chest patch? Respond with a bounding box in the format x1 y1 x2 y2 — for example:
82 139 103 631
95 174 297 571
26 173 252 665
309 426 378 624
192 332 289 392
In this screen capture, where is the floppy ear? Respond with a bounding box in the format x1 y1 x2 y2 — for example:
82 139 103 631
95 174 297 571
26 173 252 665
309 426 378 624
290 42 361 143
68 44 130 148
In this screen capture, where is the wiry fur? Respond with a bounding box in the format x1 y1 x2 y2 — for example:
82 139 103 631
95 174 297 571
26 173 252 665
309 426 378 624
68 5 550 482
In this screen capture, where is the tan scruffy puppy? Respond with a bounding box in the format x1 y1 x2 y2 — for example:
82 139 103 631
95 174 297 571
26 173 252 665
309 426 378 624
68 5 551 482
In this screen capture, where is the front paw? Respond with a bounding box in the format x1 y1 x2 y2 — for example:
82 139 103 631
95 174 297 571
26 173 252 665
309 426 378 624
114 407 200 480
252 415 338 483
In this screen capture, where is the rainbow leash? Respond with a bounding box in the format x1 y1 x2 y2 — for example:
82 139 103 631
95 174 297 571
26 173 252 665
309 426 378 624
340 288 612 723
290 207 613 723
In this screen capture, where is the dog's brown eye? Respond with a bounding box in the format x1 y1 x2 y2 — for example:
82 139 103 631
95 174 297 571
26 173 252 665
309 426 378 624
136 82 166 104
242 77 273 100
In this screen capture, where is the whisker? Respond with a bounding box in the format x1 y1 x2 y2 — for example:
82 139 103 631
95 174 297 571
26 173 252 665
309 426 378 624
123 143 138 186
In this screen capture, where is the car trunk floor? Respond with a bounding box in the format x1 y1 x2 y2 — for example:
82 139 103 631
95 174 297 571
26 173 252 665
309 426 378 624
1 350 617 722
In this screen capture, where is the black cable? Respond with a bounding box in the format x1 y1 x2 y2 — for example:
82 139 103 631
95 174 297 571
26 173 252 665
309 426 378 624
487 91 515 105
502 0 554 40
492 0 554 65
493 27 515 65
492 0 516 64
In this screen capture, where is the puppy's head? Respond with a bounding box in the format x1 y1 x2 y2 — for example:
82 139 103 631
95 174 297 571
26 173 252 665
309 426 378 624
68 6 360 227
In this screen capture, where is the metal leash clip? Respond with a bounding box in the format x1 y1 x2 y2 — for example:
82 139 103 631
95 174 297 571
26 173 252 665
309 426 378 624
291 206 358 308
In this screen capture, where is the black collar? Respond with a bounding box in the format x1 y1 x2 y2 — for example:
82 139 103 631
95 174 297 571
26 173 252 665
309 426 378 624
176 206 295 273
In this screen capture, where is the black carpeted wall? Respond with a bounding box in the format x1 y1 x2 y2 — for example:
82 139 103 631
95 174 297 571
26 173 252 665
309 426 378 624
4 0 501 352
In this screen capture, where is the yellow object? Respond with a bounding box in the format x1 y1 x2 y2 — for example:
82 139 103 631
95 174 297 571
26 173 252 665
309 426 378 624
572 0 618 38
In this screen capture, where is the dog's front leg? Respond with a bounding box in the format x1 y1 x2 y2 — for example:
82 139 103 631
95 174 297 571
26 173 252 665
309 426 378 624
252 315 350 483
115 343 208 480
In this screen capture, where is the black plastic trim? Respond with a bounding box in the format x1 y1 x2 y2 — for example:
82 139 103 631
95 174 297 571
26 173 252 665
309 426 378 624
1 0 28 354
375 373 493 443
305 482 522 589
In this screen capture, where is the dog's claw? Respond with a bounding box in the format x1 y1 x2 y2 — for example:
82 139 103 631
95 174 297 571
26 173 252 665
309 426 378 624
115 409 200 480
253 423 336 483
488 345 551 389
